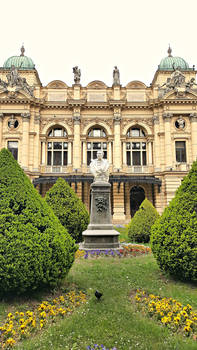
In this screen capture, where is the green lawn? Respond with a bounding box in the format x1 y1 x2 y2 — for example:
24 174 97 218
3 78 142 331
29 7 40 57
1 254 197 349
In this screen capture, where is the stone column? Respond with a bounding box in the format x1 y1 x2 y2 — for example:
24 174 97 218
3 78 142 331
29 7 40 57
21 113 30 170
122 141 126 165
153 115 160 170
190 113 197 162
41 140 46 165
163 113 173 170
73 108 81 169
112 182 125 223
113 108 122 170
34 113 40 171
77 181 82 200
0 113 3 149
68 141 72 165
82 141 87 164
148 139 153 165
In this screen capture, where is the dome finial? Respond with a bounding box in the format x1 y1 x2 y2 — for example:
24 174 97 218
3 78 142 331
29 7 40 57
168 45 172 57
20 44 25 57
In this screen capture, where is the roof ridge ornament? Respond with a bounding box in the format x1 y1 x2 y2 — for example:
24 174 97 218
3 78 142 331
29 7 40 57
20 44 25 57
167 45 172 57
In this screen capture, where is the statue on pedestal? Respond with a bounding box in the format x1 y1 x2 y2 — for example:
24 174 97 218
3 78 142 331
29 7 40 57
73 66 81 84
90 151 109 182
113 66 120 86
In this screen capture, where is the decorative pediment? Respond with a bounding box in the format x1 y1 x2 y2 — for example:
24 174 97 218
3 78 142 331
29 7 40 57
0 66 35 98
46 80 68 89
126 80 146 89
87 80 107 89
162 89 197 100
0 89 35 101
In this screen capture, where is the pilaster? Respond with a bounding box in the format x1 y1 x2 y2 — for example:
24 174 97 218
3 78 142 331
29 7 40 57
73 108 81 169
189 113 197 161
112 182 125 223
21 112 30 169
113 108 122 170
163 113 173 170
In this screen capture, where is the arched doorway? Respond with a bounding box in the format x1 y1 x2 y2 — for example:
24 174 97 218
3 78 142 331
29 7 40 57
130 186 145 217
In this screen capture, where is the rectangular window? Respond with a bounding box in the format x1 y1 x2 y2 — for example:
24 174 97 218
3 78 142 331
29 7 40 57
176 141 186 162
8 141 18 160
132 151 141 165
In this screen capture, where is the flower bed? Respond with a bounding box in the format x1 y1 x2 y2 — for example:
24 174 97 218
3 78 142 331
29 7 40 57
134 289 197 338
0 291 87 349
75 245 151 259
87 345 117 350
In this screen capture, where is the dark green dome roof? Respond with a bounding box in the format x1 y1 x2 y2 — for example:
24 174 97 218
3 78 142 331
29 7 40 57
3 46 35 70
158 47 189 71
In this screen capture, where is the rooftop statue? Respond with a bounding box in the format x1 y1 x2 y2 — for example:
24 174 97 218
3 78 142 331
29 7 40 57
73 66 81 84
113 66 120 86
90 151 109 183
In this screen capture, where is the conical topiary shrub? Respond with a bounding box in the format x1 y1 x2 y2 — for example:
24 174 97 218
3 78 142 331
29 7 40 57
128 198 160 243
45 178 89 243
151 161 197 281
0 148 76 296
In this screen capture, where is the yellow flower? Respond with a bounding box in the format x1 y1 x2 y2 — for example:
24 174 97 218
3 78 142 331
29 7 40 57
6 338 16 346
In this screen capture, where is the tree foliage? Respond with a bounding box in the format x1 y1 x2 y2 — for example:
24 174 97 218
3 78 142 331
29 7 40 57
128 198 159 243
0 149 76 295
151 161 197 281
45 178 89 243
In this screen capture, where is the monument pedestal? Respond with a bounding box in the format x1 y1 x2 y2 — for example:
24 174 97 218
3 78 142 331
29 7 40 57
82 182 119 249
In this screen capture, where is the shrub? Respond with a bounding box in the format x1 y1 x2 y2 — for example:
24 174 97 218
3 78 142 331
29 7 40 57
151 161 197 281
0 149 76 296
128 198 159 243
45 178 89 243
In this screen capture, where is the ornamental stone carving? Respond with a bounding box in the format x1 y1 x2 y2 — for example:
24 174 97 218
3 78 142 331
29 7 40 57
0 66 34 97
175 116 185 129
73 66 81 84
113 66 120 86
95 196 108 213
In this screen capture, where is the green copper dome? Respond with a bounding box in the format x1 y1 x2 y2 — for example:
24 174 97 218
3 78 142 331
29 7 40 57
158 46 189 71
3 46 35 70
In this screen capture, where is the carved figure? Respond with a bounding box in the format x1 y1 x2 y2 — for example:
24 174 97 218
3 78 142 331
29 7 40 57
176 117 185 129
0 78 8 90
171 67 185 87
7 65 20 87
90 150 109 183
113 66 120 85
73 66 81 84
95 196 107 212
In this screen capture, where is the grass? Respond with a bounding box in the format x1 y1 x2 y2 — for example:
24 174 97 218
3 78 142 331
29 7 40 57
114 225 129 242
1 254 197 350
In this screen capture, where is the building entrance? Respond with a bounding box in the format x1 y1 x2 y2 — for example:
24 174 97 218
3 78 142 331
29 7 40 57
130 186 145 217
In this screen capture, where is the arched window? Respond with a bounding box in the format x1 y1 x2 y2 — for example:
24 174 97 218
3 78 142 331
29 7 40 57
47 126 68 166
126 127 147 166
87 126 107 165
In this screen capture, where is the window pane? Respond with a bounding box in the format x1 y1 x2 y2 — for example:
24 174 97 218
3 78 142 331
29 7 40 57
127 151 131 165
93 142 101 149
87 151 91 165
48 142 52 149
53 151 62 165
126 143 131 150
142 151 147 165
103 151 107 159
8 141 18 160
132 142 140 149
103 142 107 149
63 151 68 165
132 151 141 165
176 141 186 162
93 129 101 137
93 151 97 159
54 128 62 137
131 128 140 137
47 151 52 165
63 142 68 149
142 142 146 149
54 142 62 149
48 130 53 137
87 142 91 150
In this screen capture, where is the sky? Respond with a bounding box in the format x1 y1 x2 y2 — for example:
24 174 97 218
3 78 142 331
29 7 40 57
1 0 197 87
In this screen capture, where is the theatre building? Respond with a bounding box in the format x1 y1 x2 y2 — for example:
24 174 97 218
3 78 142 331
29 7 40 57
0 46 197 223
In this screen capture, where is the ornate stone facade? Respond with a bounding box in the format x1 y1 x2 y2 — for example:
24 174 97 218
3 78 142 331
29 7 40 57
0 48 197 222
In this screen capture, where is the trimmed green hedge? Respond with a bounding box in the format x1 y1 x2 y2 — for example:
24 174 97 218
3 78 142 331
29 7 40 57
0 149 76 295
151 161 197 281
128 198 159 243
45 178 89 243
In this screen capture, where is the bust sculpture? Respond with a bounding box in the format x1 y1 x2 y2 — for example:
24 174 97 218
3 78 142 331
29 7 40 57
73 66 81 84
90 151 109 183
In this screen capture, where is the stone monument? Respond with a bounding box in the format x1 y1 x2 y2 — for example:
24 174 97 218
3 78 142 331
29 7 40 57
82 151 120 249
